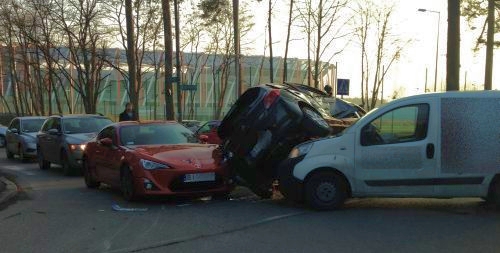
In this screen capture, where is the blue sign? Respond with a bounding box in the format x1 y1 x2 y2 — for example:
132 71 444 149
337 79 350 96
180 85 197 91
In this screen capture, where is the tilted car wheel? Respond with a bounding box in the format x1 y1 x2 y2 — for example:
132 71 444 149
37 149 50 170
6 147 14 159
300 106 331 137
19 145 27 162
305 171 348 210
121 166 137 201
61 151 73 176
83 158 100 189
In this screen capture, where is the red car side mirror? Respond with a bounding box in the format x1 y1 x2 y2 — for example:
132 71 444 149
198 135 209 144
100 138 113 146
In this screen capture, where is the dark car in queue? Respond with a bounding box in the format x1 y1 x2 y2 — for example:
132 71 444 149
218 83 365 198
5 116 47 161
0 124 7 147
82 121 233 201
37 115 113 175
195 120 222 144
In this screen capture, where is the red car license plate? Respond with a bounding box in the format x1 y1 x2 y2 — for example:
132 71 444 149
184 172 216 183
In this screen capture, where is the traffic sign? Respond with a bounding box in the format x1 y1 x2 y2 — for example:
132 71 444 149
337 79 350 96
180 85 197 91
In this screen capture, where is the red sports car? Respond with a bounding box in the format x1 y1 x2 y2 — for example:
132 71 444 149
82 121 233 201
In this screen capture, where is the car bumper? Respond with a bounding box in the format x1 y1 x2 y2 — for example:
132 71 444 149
68 151 84 169
277 155 306 202
132 166 234 197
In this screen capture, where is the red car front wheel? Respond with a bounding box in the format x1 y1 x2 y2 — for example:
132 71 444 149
121 166 137 201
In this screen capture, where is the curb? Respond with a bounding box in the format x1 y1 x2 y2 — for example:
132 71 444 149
0 176 17 205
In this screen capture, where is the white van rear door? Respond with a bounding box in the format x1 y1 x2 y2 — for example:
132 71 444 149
353 98 438 196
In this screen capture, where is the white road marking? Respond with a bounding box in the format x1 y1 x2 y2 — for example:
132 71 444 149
2 165 37 176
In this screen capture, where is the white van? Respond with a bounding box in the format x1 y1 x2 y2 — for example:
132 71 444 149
278 91 500 210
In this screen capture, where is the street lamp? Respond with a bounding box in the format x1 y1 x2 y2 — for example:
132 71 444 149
418 8 440 92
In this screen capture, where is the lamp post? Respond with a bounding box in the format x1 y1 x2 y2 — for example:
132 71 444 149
418 8 440 92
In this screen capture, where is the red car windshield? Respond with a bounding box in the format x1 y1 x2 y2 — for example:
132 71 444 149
119 123 196 146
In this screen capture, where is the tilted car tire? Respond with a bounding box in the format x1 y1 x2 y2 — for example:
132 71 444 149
19 145 27 163
61 150 73 176
300 106 331 137
305 171 348 210
37 149 50 170
121 166 137 201
83 157 100 189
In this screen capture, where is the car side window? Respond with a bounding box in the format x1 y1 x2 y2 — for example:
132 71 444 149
361 104 429 146
51 118 61 132
41 118 53 132
198 123 210 133
9 119 20 131
97 126 116 143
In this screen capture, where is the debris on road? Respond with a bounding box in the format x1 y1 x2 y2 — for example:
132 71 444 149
111 204 148 212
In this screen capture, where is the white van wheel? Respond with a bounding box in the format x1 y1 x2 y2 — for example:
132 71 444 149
305 171 347 210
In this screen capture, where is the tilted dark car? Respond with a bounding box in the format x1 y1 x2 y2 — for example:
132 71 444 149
181 120 204 133
218 83 364 198
36 114 113 175
195 120 222 144
5 116 47 161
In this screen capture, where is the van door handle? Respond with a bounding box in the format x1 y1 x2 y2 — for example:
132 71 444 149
426 143 435 159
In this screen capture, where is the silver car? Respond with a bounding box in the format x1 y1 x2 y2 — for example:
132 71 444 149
6 116 47 161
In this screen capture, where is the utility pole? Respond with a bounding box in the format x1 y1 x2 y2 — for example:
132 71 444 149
484 0 494 90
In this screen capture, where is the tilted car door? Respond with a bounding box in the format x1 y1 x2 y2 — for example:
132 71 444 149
354 98 438 197
95 126 122 187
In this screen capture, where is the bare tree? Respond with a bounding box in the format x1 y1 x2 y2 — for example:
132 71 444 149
283 0 294 82
295 0 350 88
49 0 111 114
353 1 410 110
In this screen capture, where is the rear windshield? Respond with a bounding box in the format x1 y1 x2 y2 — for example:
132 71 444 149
63 117 113 134
119 123 196 146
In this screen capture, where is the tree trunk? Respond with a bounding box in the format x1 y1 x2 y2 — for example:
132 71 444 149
125 0 139 119
483 0 494 90
162 0 175 120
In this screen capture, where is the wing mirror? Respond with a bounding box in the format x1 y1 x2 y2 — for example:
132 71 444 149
198 135 209 144
48 128 61 135
100 137 113 147
9 128 19 134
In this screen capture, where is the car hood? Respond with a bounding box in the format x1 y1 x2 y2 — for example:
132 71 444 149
66 133 97 144
21 132 38 141
131 144 219 169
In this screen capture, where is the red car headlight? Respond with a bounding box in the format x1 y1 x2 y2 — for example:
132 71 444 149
140 159 170 170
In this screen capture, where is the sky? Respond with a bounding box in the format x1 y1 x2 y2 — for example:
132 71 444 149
246 0 499 98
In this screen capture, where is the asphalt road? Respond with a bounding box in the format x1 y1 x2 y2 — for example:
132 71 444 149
1 149 499 253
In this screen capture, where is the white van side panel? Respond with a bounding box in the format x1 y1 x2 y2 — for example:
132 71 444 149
440 97 500 174
435 97 500 197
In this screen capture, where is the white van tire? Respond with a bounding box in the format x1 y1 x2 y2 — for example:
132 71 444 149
305 171 347 210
